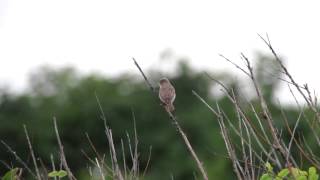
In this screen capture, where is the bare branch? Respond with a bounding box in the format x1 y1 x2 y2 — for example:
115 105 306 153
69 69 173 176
53 117 76 180
132 58 156 93
219 54 250 77
1 140 36 178
258 34 319 118
23 125 41 180
133 58 209 180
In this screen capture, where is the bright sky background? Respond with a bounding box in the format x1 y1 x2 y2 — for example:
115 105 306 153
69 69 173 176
1 0 320 103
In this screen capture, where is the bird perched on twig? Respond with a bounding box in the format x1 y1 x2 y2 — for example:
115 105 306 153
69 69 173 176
159 77 176 112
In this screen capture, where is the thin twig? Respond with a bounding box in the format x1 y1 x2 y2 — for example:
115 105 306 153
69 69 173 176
169 111 209 180
0 160 11 170
258 34 320 120
95 158 105 180
143 146 152 177
219 54 250 77
241 53 288 159
23 125 41 180
216 103 244 180
50 154 57 180
280 108 318 167
38 157 48 180
53 117 76 180
132 57 156 93
1 140 36 178
131 109 139 177
286 110 303 164
105 127 124 180
120 139 127 179
133 58 209 180
85 132 107 170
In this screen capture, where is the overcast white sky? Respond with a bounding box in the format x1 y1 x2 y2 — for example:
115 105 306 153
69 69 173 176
0 0 320 103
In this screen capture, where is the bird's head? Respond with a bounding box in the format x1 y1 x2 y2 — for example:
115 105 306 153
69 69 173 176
159 77 170 86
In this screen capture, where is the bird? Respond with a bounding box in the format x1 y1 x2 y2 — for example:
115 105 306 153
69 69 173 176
159 77 176 112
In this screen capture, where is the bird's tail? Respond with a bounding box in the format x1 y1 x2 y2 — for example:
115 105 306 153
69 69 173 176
166 103 175 112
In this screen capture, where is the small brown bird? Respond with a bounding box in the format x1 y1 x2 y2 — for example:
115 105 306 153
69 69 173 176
159 77 176 112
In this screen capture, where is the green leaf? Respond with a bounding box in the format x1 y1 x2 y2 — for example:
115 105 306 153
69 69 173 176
48 170 67 178
300 170 308 176
2 168 19 180
277 168 289 178
309 167 319 180
265 162 273 172
292 168 300 177
309 167 317 175
309 174 319 180
296 175 307 180
260 173 273 180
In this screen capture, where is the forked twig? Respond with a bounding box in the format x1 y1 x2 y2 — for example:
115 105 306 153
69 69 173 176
241 53 289 160
1 140 36 178
258 33 320 120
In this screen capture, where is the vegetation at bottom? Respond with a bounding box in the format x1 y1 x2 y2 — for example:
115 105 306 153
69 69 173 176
1 38 320 179
260 162 319 180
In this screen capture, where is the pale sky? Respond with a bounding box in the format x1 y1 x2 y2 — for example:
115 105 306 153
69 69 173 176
0 0 320 103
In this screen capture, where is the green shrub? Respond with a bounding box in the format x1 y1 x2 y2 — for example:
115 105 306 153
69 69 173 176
260 162 319 180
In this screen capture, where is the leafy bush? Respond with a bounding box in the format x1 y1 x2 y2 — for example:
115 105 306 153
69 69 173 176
260 162 319 180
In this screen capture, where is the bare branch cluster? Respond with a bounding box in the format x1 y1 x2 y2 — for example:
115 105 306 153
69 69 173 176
192 34 320 179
